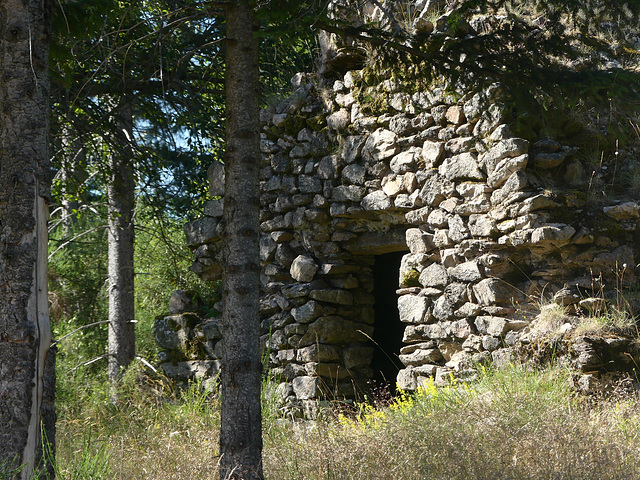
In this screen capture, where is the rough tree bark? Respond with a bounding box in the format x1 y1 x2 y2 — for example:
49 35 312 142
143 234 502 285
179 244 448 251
219 1 264 478
0 0 56 478
107 99 136 394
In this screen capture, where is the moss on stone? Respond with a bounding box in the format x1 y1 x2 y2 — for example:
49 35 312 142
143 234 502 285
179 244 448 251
401 268 421 287
306 114 326 131
285 115 307 135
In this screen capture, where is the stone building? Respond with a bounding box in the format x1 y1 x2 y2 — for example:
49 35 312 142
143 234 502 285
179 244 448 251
156 1 640 415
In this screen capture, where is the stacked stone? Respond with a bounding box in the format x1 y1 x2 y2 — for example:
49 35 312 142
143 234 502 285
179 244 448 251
256 75 390 416
179 64 639 404
184 162 225 282
154 290 222 389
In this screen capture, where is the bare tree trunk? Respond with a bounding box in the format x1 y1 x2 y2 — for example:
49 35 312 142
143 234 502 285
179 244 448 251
0 0 55 478
219 1 264 478
107 100 136 394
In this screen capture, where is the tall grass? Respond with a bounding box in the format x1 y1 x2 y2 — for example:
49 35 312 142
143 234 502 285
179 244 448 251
55 363 640 479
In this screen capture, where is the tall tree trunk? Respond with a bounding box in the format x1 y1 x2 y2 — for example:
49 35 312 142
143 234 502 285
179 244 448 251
0 0 56 478
107 100 136 394
219 1 264 478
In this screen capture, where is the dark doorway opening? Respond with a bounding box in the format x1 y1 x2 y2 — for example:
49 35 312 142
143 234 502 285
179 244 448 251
370 251 405 395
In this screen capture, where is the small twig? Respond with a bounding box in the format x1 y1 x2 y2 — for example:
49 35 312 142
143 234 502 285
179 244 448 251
136 355 158 373
47 225 108 261
67 354 112 373
52 319 136 346
51 320 111 346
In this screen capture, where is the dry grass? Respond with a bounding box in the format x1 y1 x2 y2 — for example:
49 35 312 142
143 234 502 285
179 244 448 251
55 364 640 480
55 369 221 479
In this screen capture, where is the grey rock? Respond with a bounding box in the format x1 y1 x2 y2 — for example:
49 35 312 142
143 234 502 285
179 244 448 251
161 360 221 381
447 214 470 243
400 348 443 366
482 335 500 351
382 174 403 196
317 155 337 180
433 296 455 321
363 128 399 162
336 92 356 108
490 171 528 205
463 85 501 122
473 103 505 137
296 344 340 363
309 289 354 305
449 318 474 339
438 152 485 181
199 319 222 341
326 109 351 130
207 162 225 196
398 295 431 324
271 154 291 173
473 278 522 306
389 114 414 135
530 224 576 246
291 300 322 324
419 173 454 206
298 175 323 194
405 206 431 225
389 92 412 111
342 135 365 163
332 185 366 202
603 202 640 220
419 263 449 288
468 214 498 237
593 246 634 276
391 147 421 174
362 190 392 211
169 290 198 314
290 255 319 282
397 368 417 390
478 138 529 174
289 143 313 158
455 302 482 318
533 151 567 169
445 105 466 125
204 199 224 218
517 194 560 215
487 154 528 189
299 316 372 345
184 218 220 247
292 376 318 400
342 164 366 185
394 194 413 208
260 235 278 262
272 113 287 127
462 334 483 352
406 228 436 254
448 261 482 282
475 316 507 336
427 209 449 228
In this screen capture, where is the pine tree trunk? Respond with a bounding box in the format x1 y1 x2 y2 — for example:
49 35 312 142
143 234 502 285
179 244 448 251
219 1 264 478
0 0 55 477
107 100 136 394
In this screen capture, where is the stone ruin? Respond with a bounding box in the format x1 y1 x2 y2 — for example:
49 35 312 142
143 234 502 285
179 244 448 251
155 2 640 414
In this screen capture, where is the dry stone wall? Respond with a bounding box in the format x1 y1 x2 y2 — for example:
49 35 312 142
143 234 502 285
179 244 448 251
164 63 640 415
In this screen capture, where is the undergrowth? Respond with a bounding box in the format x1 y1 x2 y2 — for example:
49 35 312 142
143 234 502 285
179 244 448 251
55 363 640 480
